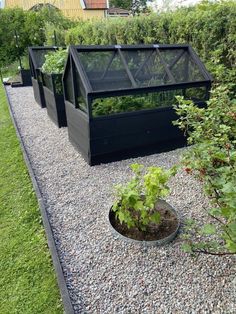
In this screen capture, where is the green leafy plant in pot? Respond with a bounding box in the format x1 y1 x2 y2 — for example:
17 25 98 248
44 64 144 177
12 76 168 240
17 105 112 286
109 163 180 246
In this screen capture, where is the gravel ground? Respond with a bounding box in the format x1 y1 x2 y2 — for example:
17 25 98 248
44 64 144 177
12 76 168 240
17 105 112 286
6 86 235 314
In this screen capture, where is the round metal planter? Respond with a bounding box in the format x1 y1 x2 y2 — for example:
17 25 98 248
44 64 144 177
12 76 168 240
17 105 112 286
108 200 180 247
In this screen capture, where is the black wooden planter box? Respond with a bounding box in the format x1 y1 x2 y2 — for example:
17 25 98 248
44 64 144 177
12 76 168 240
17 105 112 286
42 73 67 127
65 100 206 165
31 70 46 108
63 44 212 165
11 69 33 88
20 69 32 86
28 46 58 108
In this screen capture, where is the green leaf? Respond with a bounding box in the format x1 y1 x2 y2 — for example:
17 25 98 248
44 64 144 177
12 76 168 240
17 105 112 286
228 222 236 235
130 163 143 173
221 207 232 218
134 200 144 211
117 211 125 224
209 207 222 217
150 212 161 224
225 240 236 253
181 243 193 253
200 224 217 235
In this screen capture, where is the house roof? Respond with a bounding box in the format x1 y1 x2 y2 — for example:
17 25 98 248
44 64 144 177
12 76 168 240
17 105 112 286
82 0 108 9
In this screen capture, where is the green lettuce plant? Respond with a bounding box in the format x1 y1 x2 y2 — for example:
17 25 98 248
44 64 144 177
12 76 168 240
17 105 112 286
174 85 236 255
112 163 176 232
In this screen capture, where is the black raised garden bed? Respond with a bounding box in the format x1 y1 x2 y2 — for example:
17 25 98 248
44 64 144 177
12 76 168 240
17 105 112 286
63 44 212 165
28 46 58 108
11 69 32 88
41 72 67 127
20 69 32 86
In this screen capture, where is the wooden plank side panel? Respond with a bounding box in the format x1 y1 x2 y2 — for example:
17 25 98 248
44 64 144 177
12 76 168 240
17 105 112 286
43 86 58 126
65 101 90 162
32 77 46 108
43 83 67 127
90 109 184 156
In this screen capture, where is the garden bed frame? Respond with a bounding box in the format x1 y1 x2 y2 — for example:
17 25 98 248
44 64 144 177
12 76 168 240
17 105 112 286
28 46 58 108
20 69 32 86
63 44 212 165
42 72 67 128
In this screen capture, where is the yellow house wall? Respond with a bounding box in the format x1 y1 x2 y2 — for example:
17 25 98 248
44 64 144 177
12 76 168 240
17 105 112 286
5 0 106 20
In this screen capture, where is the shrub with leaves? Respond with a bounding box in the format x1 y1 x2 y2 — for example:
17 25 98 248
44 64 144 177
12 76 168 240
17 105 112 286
112 163 176 232
44 23 67 47
41 48 67 74
174 86 236 255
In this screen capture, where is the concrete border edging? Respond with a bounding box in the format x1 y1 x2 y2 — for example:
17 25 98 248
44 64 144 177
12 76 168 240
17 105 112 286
4 85 75 314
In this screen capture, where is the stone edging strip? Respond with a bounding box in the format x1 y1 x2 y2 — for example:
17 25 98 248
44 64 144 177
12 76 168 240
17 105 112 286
4 85 75 314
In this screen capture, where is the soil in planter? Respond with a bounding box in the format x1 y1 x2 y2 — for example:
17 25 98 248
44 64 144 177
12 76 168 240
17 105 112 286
110 205 179 241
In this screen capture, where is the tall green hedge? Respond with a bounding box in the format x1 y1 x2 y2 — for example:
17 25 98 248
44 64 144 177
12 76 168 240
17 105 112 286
65 1 236 85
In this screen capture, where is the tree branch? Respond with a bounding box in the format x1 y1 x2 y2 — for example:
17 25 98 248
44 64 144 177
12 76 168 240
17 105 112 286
193 249 236 256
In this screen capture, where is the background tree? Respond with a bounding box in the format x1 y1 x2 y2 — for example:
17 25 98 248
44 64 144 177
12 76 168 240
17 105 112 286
109 0 150 14
109 0 132 10
0 8 28 67
131 0 150 14
0 6 74 70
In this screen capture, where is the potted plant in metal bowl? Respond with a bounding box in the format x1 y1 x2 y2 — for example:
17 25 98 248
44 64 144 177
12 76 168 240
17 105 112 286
109 163 180 246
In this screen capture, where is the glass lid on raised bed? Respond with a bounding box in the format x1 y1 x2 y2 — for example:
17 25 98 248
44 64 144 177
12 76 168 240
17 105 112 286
28 46 58 69
70 44 212 94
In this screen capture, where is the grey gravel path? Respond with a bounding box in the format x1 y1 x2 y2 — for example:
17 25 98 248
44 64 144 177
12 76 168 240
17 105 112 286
6 86 235 314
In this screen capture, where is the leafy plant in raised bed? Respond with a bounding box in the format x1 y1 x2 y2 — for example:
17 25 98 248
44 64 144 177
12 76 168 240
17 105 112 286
41 48 67 75
41 49 67 94
92 86 207 117
111 163 178 242
174 85 236 255
92 90 184 117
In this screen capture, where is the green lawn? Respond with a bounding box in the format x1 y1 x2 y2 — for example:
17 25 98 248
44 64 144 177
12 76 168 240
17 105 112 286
0 84 63 314
1 55 30 80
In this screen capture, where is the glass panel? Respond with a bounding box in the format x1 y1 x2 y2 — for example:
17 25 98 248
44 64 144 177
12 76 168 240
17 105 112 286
36 69 42 82
74 65 88 113
185 86 207 101
54 74 63 95
77 96 87 113
123 49 170 87
187 57 205 81
92 89 183 117
64 64 74 104
32 49 54 68
42 73 53 92
77 50 132 91
159 49 185 67
42 73 62 94
170 52 205 83
75 47 208 93
29 58 36 78
78 51 112 72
